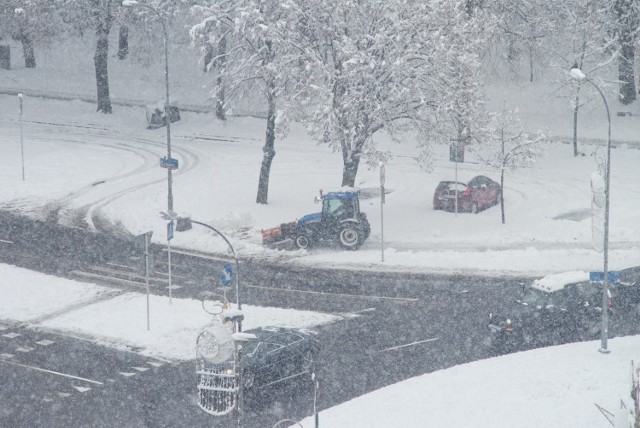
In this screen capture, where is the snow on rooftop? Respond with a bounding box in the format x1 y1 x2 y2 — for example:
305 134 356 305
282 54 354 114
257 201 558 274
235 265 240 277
531 270 590 292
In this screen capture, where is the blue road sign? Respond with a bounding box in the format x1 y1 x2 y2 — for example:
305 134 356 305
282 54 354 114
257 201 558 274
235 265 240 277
220 263 233 286
160 157 179 170
589 271 621 282
167 220 174 241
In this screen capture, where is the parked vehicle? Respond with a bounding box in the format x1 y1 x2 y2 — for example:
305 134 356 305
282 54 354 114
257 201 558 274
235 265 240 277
241 327 318 391
205 326 319 393
262 188 371 250
488 272 618 353
433 175 501 213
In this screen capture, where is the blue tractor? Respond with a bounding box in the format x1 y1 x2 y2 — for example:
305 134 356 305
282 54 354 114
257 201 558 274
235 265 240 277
262 188 371 251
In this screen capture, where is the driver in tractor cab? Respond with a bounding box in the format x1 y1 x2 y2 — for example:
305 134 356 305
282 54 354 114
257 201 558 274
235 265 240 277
325 198 355 219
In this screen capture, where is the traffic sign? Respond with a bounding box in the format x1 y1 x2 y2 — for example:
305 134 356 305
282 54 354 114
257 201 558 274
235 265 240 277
160 157 179 170
449 144 464 163
220 264 233 286
167 220 174 241
589 271 621 282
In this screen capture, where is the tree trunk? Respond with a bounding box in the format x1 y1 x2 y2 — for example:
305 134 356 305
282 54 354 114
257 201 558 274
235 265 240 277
572 90 580 157
17 27 36 68
618 41 636 104
341 159 360 188
341 140 362 187
214 36 227 121
256 84 276 204
615 0 637 105
528 46 534 83
94 23 112 113
500 167 506 224
500 133 506 224
117 26 128 60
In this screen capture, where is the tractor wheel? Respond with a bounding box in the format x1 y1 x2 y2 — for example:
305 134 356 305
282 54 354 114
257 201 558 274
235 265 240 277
294 232 313 250
337 224 362 250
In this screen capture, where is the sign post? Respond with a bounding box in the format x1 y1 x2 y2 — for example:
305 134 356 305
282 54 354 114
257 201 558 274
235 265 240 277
160 156 179 170
450 140 465 215
590 270 619 354
167 220 174 304
379 162 385 263
19 94 25 181
589 271 620 283
135 231 154 331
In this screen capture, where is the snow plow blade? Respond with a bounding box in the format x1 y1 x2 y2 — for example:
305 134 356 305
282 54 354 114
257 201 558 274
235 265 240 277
261 226 284 245
261 221 296 246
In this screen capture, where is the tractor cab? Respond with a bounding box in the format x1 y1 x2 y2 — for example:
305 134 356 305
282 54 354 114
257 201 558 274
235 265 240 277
319 190 359 221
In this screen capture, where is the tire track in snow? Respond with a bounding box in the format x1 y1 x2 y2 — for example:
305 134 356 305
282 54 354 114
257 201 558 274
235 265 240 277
2 122 200 233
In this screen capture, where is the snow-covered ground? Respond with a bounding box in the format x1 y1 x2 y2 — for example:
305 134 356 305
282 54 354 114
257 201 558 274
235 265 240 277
1 37 639 427
1 39 639 277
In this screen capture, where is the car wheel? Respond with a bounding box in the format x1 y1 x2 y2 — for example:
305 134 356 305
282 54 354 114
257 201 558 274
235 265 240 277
337 224 362 250
471 202 478 214
294 232 313 250
243 369 255 390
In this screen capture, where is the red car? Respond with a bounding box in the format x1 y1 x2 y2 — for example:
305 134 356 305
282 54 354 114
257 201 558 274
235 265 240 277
433 175 501 213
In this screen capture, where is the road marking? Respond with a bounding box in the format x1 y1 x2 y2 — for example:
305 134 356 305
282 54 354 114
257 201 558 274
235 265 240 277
377 337 439 353
147 361 164 367
0 239 13 244
0 358 103 385
163 248 237 264
353 308 377 314
132 366 149 372
73 386 92 393
69 270 158 288
3 332 21 338
16 346 35 353
120 372 137 377
36 340 55 346
245 284 419 303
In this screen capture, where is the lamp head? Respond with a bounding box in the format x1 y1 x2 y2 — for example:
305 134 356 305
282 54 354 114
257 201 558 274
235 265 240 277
570 68 586 81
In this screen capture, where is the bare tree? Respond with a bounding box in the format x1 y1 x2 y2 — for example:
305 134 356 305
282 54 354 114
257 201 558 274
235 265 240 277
92 0 116 113
547 0 616 156
297 0 494 187
477 106 546 224
0 0 59 69
58 0 123 113
190 1 233 121
191 0 303 204
611 0 639 104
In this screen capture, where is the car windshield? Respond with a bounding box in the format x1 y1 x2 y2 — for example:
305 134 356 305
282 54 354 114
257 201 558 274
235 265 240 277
438 182 466 192
520 288 549 307
242 339 260 356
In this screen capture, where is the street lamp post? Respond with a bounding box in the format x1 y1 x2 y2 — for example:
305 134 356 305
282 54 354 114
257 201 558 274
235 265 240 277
122 0 174 213
171 216 242 329
190 219 241 312
570 67 612 353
